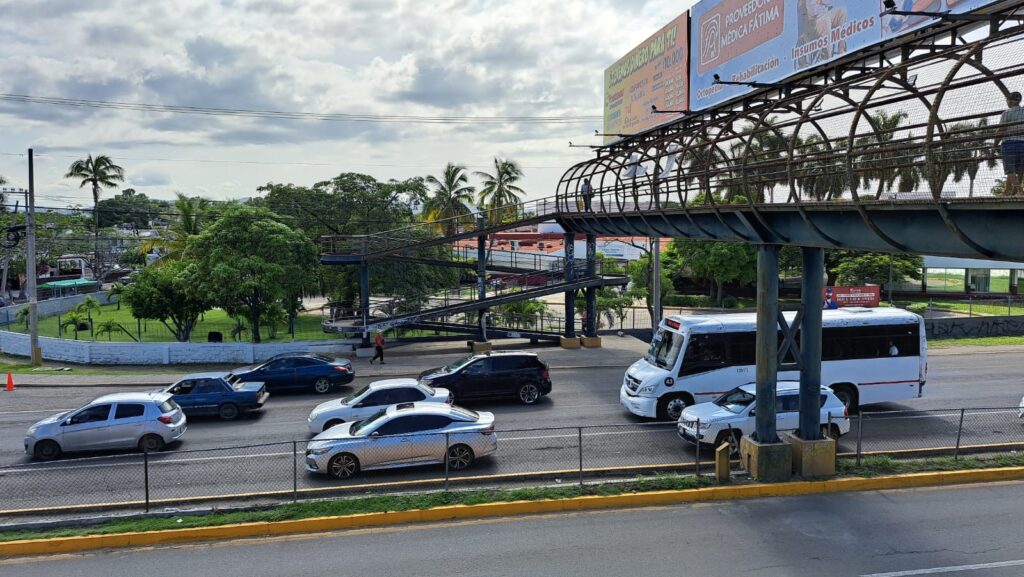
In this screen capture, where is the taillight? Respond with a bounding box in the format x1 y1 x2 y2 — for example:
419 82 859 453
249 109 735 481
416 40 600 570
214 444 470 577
542 370 549 380
843 406 849 418
480 426 494 435
157 416 173 424
334 366 350 373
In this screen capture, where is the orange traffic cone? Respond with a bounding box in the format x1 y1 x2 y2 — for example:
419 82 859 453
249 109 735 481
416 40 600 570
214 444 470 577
5 372 14 392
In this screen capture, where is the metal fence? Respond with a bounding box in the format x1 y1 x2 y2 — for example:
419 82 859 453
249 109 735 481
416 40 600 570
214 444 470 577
909 296 1024 319
2 406 1022 519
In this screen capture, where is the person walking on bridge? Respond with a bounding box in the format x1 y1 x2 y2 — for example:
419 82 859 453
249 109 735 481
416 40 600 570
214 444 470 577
995 91 1024 197
370 330 386 364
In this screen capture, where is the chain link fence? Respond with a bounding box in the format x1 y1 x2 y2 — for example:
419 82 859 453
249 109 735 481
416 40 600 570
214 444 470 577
3 407 1022 519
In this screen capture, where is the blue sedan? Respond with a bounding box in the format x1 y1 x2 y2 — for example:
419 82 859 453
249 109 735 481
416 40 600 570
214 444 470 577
163 372 268 420
232 353 354 394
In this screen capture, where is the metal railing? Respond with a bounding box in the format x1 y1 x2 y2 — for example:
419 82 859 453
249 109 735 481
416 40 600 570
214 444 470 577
906 296 1024 318
3 405 1023 518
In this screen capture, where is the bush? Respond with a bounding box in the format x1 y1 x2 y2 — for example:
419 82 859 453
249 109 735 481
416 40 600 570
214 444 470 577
665 294 713 308
905 303 929 315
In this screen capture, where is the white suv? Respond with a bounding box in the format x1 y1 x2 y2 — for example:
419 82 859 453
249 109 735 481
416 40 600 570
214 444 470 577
677 382 850 452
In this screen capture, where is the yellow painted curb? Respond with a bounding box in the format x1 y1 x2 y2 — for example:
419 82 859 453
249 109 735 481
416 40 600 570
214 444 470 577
3 466 1024 558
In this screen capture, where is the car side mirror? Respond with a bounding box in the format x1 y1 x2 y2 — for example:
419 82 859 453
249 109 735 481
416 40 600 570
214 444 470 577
62 419 73 427
748 410 756 417
370 431 380 438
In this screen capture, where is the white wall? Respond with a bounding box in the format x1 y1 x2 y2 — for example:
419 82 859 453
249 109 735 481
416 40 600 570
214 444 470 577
0 331 361 365
0 293 105 326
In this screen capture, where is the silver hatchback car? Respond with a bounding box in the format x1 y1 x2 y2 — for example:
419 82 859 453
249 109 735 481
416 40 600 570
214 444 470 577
24 392 187 460
306 402 496 479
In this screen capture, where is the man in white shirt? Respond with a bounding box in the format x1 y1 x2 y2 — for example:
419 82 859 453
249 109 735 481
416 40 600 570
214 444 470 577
995 91 1024 197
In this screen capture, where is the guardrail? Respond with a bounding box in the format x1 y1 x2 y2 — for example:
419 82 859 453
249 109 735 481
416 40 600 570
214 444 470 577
2 406 1022 519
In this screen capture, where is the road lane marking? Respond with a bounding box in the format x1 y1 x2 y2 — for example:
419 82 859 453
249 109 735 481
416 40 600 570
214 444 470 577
861 559 1024 576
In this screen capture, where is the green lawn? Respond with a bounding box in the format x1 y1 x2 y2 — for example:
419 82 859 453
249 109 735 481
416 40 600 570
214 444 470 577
929 335 1024 348
8 304 340 343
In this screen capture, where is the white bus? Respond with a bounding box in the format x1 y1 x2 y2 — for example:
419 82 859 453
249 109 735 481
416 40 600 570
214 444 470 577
620 308 927 420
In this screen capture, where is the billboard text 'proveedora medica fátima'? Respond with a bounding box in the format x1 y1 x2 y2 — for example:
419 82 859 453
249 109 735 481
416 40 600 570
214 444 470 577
603 12 689 142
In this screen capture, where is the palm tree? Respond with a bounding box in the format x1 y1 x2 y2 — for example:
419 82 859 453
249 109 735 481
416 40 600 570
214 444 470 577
140 193 210 264
95 319 130 341
64 155 125 276
15 306 29 330
423 163 476 236
475 158 525 224
854 111 923 198
106 282 125 310
60 311 88 340
75 295 102 318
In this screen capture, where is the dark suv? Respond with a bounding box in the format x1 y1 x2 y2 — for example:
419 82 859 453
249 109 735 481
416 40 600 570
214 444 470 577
417 352 551 405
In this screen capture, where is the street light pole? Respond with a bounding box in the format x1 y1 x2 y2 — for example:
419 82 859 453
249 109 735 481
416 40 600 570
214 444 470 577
27 149 40 366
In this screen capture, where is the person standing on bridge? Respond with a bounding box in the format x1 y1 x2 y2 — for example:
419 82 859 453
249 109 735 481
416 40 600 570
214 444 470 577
581 178 594 212
370 330 386 364
995 91 1024 197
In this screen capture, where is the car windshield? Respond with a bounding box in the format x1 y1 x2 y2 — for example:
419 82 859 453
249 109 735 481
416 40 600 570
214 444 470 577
350 409 388 435
646 327 685 370
342 385 369 404
713 389 756 414
443 355 477 373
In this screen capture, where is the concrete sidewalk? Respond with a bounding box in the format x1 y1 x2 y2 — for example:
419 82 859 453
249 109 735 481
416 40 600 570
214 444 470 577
3 336 650 388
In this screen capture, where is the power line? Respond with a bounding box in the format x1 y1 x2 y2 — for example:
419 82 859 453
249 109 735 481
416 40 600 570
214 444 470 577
0 93 602 125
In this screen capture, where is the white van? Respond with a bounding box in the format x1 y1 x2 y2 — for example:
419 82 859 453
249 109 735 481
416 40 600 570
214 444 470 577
619 308 927 420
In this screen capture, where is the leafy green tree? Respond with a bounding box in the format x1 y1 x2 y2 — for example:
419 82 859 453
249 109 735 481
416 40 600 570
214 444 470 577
575 254 632 328
187 205 317 343
833 253 923 288
424 163 476 235
670 240 757 305
121 260 213 342
626 251 673 321
97 189 164 230
64 155 125 276
492 298 549 328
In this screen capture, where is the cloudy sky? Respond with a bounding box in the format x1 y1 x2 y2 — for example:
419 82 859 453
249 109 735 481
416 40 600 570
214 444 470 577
0 0 697 207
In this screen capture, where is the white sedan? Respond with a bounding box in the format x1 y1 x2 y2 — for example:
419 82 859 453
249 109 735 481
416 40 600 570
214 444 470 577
677 382 850 453
307 378 451 434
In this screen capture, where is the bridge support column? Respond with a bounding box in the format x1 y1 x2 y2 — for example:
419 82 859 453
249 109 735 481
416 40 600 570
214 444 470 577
561 232 578 348
740 244 791 481
651 236 662 330
799 247 824 441
359 261 370 348
583 234 600 347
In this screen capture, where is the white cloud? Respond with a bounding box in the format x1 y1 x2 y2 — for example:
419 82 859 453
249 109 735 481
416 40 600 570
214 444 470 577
0 0 698 202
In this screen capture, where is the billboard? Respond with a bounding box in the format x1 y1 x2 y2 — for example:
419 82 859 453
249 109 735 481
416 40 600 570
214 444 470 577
689 0 1002 111
823 286 881 309
604 12 689 142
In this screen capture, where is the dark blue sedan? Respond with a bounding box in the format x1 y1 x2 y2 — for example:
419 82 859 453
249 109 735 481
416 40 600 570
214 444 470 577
232 353 354 394
163 372 268 420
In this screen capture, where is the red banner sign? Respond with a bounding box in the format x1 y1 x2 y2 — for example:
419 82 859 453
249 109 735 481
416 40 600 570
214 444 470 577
823 286 880 309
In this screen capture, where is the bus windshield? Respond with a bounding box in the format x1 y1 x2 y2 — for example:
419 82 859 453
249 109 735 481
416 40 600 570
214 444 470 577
646 327 685 370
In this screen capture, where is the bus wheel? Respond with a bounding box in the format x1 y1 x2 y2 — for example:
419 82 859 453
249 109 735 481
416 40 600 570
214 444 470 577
658 394 689 421
831 385 859 414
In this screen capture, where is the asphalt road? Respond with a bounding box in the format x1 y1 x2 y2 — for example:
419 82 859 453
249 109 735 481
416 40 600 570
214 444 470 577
0 352 1022 513
4 481 1024 576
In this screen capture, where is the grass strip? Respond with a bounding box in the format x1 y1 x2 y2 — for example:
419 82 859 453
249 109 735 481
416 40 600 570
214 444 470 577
4 454 1023 544
0 473 707 543
929 335 1024 348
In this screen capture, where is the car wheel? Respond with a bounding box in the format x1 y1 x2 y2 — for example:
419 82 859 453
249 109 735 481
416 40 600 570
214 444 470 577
33 440 61 461
313 378 332 394
328 453 359 479
446 444 475 471
714 429 741 457
138 434 165 453
517 383 541 405
323 419 344 432
218 403 240 421
658 395 689 421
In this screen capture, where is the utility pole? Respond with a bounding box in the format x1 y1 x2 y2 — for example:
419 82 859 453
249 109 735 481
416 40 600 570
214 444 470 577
27 149 40 366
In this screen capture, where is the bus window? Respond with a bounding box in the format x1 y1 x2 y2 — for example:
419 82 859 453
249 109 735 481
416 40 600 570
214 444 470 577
679 334 728 376
647 328 685 370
